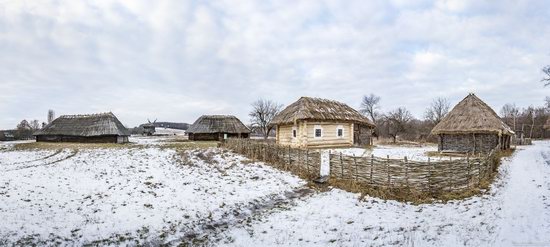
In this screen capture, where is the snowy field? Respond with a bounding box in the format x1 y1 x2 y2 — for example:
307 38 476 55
0 139 305 245
331 144 440 161
221 141 550 246
1 138 549 246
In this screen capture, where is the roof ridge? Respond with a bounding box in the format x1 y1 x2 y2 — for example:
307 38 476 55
59 112 114 118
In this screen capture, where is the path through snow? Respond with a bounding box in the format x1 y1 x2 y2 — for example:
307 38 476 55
220 141 550 246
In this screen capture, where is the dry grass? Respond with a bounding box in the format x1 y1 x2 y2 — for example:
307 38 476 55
13 140 219 152
13 142 136 151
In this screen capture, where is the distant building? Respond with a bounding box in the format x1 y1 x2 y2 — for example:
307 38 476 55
187 115 250 141
431 93 513 153
0 130 15 141
34 112 130 143
271 97 375 148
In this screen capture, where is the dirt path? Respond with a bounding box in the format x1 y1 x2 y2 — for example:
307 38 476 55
173 187 316 246
4 149 79 172
492 141 550 245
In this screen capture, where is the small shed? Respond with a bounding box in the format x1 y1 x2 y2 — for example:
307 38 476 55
271 97 375 148
187 115 250 141
34 112 130 143
0 130 15 141
431 93 513 153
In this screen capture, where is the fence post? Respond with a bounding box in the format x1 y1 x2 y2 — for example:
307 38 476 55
428 157 432 194
386 155 390 187
404 156 409 188
353 154 358 182
370 155 374 185
340 153 344 178
287 146 291 170
467 154 471 188
449 156 453 191
305 149 309 175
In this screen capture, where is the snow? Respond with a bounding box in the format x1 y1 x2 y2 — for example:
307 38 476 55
2 139 550 246
219 141 550 246
331 144 449 161
154 127 186 136
0 145 304 245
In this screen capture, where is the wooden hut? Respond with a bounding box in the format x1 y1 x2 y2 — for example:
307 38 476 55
271 97 375 148
431 93 513 153
187 115 250 141
34 112 130 143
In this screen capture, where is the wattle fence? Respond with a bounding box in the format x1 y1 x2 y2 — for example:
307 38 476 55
221 139 500 196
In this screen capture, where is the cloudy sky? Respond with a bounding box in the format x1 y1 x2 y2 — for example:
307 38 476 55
1 0 549 129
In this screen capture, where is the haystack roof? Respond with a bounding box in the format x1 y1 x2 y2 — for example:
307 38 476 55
431 94 513 135
34 112 130 137
271 97 375 126
187 115 250 134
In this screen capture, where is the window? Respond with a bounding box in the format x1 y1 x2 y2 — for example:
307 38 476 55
337 125 344 138
314 125 323 138
315 129 322 138
292 129 297 138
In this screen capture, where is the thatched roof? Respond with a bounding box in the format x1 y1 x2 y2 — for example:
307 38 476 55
34 112 130 137
271 97 375 126
187 115 250 134
431 94 513 135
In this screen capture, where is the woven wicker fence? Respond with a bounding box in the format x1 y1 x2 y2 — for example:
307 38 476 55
221 139 500 194
220 139 321 179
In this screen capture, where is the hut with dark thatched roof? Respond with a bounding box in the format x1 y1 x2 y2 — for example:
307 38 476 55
431 93 513 153
187 115 250 141
271 97 375 148
34 112 130 143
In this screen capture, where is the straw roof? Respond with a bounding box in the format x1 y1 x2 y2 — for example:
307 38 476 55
187 115 250 134
431 94 513 135
271 97 375 126
34 112 130 137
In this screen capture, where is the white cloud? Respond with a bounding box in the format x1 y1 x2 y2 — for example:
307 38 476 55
0 0 549 129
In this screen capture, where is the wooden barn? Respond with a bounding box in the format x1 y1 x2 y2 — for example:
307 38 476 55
431 93 513 153
271 97 375 148
34 112 130 143
187 115 250 141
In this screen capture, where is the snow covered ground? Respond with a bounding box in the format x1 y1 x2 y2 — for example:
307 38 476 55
331 144 440 161
1 139 549 246
0 142 304 245
220 141 550 246
154 127 186 136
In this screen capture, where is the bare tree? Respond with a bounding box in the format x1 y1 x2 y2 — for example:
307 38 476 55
545 96 550 109
424 97 450 125
543 65 550 87
48 109 55 124
359 94 381 123
500 103 519 131
15 120 32 139
249 99 283 139
385 107 413 143
29 120 40 130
